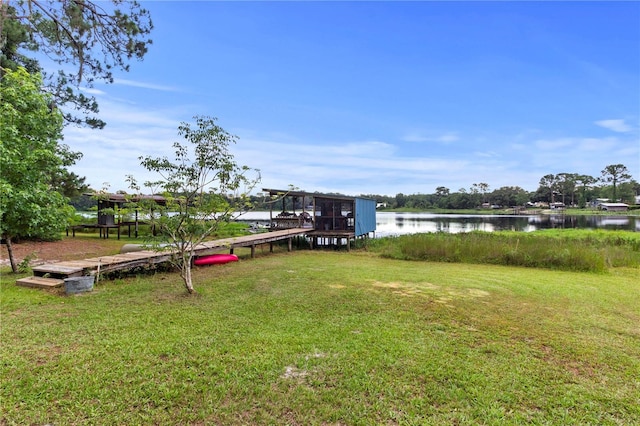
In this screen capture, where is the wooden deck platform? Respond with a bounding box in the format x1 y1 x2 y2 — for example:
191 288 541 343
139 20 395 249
19 228 309 288
16 276 65 289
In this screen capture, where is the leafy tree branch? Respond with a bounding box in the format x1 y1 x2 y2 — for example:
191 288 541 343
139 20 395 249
1 0 153 128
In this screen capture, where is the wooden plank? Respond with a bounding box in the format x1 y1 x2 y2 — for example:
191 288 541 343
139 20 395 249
85 255 148 265
89 255 122 262
32 264 84 275
16 276 64 289
93 254 174 273
194 228 308 251
56 260 101 267
119 251 169 259
50 261 100 270
84 251 166 263
101 255 142 262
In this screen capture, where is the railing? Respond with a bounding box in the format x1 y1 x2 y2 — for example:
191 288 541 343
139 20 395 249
270 216 303 230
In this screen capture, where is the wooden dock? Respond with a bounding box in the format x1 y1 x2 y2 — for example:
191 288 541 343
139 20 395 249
16 228 309 289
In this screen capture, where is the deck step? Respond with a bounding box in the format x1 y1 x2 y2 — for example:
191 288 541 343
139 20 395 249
32 264 84 278
16 276 65 289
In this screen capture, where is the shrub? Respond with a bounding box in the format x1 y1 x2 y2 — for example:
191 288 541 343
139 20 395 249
371 231 639 272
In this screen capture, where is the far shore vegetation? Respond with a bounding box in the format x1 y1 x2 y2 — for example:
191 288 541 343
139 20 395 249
374 206 640 215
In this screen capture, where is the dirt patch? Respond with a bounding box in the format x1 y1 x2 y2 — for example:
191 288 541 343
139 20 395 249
370 280 490 302
1 237 122 267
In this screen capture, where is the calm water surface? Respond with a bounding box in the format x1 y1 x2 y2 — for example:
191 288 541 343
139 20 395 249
238 211 640 236
374 212 640 236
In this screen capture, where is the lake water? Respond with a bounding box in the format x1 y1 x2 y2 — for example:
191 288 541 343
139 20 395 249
237 211 640 236
374 212 640 236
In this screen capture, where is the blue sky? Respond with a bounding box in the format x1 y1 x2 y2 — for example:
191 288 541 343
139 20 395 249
63 1 639 196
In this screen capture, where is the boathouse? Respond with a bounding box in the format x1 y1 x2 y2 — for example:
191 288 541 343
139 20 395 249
599 203 629 212
262 188 376 249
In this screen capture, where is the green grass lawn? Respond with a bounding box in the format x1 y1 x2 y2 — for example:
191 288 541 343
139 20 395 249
2 250 639 425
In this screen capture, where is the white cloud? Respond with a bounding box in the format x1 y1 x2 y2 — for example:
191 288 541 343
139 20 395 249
61 82 638 197
62 96 188 191
437 132 460 143
534 138 575 151
534 136 621 154
518 133 638 185
474 151 499 158
113 78 181 92
232 135 474 195
578 137 617 151
403 131 460 144
79 87 106 96
402 133 428 143
595 119 632 133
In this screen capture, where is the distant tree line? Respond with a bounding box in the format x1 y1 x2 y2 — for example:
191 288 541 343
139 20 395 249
361 164 638 210
70 164 638 212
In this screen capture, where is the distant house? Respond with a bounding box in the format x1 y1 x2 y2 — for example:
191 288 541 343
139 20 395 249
599 203 629 212
590 198 610 209
550 202 565 210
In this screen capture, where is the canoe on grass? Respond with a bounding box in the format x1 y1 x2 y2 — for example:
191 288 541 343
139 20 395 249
193 254 239 266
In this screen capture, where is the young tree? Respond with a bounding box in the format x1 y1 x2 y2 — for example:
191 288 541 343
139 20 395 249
471 182 490 205
616 180 638 204
601 164 632 202
574 174 596 208
556 173 577 206
395 193 406 208
435 186 450 197
0 1 153 128
139 116 260 294
538 174 559 204
490 186 530 207
0 67 74 272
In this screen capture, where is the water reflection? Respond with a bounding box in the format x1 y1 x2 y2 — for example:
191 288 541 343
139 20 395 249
236 211 639 236
376 212 639 236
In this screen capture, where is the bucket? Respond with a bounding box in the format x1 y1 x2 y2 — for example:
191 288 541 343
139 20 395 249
64 276 95 295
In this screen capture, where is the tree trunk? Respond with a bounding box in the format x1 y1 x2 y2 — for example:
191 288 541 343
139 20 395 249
5 236 19 273
181 256 196 294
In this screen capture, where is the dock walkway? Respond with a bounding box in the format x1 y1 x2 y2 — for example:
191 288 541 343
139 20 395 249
16 228 308 289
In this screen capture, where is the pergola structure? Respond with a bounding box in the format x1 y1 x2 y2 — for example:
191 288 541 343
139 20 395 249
71 193 167 239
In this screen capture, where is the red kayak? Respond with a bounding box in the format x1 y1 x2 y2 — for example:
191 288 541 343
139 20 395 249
193 254 239 266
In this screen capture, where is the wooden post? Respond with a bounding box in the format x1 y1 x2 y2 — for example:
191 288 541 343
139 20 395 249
288 237 292 252
251 244 255 258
